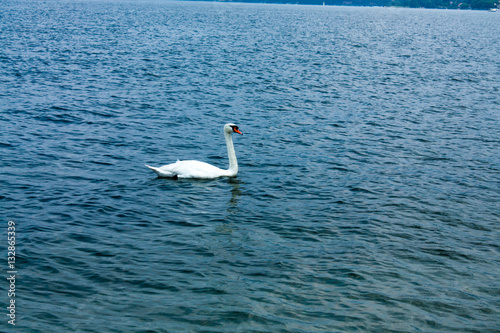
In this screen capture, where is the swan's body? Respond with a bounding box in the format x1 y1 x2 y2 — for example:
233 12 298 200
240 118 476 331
146 123 242 179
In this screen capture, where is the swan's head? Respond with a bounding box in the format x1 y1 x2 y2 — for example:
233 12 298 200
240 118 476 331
224 123 243 135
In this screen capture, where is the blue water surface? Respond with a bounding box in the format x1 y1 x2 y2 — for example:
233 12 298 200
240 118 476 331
1 1 499 331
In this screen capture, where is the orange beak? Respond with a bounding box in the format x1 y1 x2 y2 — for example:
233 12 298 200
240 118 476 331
234 129 243 135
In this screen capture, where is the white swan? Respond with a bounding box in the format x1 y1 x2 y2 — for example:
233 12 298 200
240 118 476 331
146 123 243 179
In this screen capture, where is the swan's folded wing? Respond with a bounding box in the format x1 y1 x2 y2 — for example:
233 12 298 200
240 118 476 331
147 160 227 179
171 160 225 179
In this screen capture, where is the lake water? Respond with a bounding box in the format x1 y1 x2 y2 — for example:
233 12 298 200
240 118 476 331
1 0 499 331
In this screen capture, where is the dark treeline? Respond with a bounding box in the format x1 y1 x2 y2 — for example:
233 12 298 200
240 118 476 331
390 0 498 9
212 0 499 9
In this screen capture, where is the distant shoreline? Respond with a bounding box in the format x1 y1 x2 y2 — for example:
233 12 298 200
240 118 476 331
188 0 500 10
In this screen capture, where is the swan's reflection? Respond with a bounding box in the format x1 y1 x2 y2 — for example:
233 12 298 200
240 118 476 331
214 178 243 235
226 177 242 215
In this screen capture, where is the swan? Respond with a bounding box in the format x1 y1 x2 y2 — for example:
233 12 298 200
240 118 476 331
146 123 243 179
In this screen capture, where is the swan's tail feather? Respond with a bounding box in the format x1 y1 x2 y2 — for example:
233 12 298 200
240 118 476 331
145 165 175 178
144 164 161 173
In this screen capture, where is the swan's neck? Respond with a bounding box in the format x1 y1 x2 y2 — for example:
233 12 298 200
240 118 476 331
225 131 238 176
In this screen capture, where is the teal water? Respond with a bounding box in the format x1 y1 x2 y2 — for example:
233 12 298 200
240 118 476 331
1 1 499 331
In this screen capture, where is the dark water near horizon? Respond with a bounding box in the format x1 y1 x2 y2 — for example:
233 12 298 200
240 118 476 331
1 1 500 331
